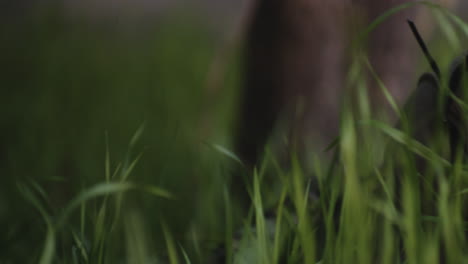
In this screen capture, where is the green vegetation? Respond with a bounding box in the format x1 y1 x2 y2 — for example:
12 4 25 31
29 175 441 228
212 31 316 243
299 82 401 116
2 2 468 263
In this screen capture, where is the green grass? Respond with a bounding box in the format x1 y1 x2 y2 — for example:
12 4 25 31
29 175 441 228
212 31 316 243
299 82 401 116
3 1 468 263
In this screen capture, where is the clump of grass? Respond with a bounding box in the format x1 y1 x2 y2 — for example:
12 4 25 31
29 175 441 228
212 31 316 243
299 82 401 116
213 2 468 263
17 127 173 264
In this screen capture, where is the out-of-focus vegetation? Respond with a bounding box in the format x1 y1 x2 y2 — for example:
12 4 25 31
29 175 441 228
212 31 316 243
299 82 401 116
0 5 240 262
4 2 468 264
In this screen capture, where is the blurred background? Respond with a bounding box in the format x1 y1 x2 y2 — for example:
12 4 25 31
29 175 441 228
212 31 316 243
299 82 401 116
1 0 245 261
1 0 468 262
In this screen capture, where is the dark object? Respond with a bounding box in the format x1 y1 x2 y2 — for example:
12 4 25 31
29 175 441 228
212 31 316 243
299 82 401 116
407 19 441 78
231 0 284 208
403 21 468 161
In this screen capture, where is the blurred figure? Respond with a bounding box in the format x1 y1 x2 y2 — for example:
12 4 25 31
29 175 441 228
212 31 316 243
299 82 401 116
232 0 458 205
235 0 459 168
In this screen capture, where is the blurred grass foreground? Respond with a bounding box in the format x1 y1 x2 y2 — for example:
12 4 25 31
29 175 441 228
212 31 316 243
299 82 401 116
3 1 468 264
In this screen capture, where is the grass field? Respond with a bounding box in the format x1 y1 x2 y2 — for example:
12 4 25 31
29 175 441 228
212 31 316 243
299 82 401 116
2 1 468 263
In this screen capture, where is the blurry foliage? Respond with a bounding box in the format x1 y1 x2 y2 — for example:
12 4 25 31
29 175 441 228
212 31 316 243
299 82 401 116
0 6 239 261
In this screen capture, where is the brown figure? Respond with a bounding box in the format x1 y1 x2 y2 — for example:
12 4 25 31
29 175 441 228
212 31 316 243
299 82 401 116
233 0 429 205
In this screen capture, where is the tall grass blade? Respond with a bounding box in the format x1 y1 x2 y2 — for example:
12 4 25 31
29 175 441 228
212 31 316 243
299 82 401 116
57 182 172 229
253 170 270 264
162 219 180 264
364 120 451 167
